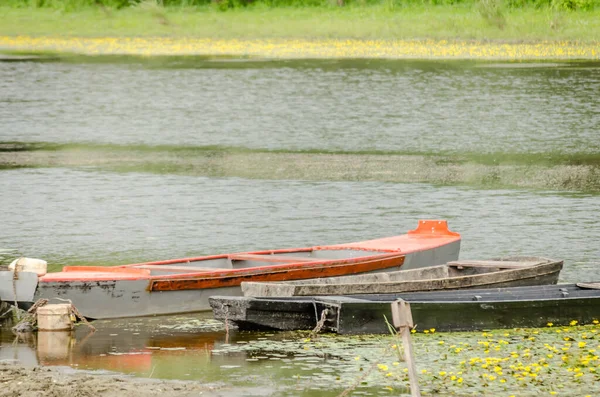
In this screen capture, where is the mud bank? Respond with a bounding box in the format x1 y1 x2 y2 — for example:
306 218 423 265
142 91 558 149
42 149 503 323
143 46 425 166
0 362 260 397
1 148 599 192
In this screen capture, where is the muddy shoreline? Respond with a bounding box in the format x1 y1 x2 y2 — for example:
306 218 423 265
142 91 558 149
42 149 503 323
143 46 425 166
0 361 263 397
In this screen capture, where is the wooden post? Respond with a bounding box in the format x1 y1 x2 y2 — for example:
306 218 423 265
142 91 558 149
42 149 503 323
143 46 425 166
391 299 421 397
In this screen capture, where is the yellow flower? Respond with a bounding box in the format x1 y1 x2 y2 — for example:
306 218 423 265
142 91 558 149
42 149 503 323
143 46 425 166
570 320 578 326
547 322 554 327
579 342 587 348
438 341 445 345
429 328 436 333
593 320 599 324
354 356 360 361
377 364 388 371
439 371 447 376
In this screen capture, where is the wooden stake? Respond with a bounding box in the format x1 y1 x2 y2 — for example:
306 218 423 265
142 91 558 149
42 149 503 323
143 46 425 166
391 299 421 397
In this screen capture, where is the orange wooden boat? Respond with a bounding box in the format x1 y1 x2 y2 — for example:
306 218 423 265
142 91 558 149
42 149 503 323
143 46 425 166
7 220 460 319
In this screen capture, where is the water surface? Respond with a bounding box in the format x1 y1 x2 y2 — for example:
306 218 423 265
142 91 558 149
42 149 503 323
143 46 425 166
1 58 599 154
1 56 600 396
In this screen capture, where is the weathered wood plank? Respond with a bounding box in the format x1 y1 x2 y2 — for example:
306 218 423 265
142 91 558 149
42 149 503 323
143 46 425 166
229 254 318 262
391 300 420 397
241 259 562 297
447 260 542 269
577 282 600 290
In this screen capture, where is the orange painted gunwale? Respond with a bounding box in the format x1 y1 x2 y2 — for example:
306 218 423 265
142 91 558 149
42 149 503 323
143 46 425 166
150 255 406 291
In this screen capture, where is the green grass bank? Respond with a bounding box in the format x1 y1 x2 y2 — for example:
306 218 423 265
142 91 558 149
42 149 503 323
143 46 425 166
1 1 600 42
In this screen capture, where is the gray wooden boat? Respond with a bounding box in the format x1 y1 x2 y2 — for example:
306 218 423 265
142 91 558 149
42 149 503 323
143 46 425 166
210 283 600 334
241 256 563 297
0 220 461 319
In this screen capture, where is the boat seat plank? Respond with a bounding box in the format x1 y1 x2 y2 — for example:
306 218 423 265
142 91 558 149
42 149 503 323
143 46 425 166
229 254 318 262
447 260 543 269
577 282 600 290
134 265 231 272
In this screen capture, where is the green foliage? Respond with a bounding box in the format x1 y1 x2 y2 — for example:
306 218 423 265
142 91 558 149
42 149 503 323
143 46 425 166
506 0 596 9
478 0 506 27
552 0 594 10
6 0 136 10
2 0 599 10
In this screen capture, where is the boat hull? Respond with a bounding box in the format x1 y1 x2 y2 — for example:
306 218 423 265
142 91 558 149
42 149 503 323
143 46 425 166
4 220 460 319
241 257 562 297
211 284 600 334
32 242 459 319
0 271 38 310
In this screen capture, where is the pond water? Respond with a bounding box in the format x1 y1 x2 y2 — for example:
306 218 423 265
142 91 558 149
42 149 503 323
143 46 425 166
1 57 600 154
1 56 600 396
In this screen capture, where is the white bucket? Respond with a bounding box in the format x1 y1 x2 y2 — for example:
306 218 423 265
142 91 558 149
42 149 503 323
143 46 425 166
9 257 48 277
37 304 74 331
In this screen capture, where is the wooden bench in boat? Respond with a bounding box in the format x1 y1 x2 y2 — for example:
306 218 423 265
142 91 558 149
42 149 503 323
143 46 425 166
134 254 318 273
447 260 544 269
228 254 319 263
133 265 232 272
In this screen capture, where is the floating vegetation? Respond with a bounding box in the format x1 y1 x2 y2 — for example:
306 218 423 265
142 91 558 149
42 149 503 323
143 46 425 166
1 36 599 60
2 143 600 192
212 322 600 396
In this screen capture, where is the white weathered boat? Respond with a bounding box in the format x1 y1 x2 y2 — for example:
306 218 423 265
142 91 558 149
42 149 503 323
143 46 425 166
0 220 460 319
241 257 563 297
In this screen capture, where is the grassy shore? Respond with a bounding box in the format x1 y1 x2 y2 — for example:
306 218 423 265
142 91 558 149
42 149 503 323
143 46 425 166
1 5 600 59
0 6 599 41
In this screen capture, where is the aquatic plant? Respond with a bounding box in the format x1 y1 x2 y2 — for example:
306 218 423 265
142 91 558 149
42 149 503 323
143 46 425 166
210 321 600 396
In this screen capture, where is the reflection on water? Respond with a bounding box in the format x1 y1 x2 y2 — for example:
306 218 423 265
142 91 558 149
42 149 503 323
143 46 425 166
0 314 402 396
